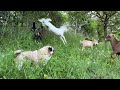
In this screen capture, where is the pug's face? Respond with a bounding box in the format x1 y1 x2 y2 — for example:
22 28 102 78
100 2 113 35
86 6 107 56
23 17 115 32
48 46 54 55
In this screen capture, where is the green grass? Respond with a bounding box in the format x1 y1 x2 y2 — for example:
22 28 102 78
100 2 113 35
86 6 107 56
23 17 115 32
0 26 120 79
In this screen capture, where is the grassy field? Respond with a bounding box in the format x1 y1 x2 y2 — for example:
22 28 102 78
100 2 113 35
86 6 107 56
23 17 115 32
0 26 120 79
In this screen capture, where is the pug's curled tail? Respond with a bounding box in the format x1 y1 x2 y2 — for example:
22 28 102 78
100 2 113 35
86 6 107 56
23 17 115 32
14 50 23 57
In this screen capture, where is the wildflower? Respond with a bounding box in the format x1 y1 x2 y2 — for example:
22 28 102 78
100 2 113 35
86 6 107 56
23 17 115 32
44 74 49 79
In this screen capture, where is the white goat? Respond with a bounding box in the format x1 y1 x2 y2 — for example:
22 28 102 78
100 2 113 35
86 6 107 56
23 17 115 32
80 39 98 51
38 18 68 44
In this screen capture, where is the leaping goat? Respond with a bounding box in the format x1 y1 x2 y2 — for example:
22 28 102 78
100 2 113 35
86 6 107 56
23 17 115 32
38 18 68 44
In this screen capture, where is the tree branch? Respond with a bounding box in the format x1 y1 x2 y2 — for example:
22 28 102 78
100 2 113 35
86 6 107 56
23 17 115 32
95 11 104 22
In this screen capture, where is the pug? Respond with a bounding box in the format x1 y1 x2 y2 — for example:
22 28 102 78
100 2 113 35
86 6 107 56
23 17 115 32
14 45 54 69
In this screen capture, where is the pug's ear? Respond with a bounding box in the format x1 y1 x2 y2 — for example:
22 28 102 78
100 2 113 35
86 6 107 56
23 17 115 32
48 47 52 52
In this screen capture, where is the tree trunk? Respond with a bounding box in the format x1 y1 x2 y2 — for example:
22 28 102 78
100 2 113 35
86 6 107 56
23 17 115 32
103 20 108 50
97 29 101 42
75 19 77 34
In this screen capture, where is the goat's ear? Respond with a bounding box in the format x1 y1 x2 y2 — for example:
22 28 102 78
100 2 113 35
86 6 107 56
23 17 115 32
109 34 113 37
38 18 44 22
105 35 110 38
38 19 41 22
107 35 111 37
46 18 52 22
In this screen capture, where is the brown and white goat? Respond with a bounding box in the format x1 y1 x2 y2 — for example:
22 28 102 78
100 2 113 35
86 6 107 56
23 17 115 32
32 22 45 42
33 28 44 41
105 34 120 57
80 39 98 50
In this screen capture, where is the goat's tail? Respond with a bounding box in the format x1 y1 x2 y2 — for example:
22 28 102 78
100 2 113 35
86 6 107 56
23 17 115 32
60 25 68 32
14 50 23 57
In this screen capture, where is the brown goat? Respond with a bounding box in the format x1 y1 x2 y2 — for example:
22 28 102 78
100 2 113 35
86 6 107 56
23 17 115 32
105 34 120 57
